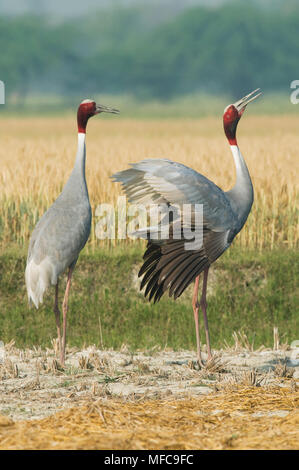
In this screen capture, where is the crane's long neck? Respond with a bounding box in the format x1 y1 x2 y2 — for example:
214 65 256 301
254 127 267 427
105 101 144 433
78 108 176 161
62 132 89 201
226 144 254 229
74 132 86 175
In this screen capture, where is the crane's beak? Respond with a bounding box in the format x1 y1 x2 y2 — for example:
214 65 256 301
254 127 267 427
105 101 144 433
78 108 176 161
95 104 120 114
233 89 262 113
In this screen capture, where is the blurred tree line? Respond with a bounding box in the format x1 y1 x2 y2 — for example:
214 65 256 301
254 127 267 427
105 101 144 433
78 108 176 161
0 2 298 101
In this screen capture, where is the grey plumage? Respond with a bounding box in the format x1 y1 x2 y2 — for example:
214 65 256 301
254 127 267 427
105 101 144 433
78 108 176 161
116 159 235 228
112 154 252 301
25 99 119 308
25 133 91 307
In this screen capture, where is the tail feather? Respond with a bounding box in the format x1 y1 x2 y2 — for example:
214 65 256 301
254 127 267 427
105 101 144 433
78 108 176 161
25 257 55 308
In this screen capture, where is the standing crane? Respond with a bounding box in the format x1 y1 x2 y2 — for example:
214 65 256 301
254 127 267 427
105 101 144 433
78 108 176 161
25 99 119 366
112 89 261 366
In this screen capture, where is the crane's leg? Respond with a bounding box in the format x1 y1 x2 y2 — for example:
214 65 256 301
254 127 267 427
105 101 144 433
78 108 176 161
61 267 74 366
192 275 204 367
200 267 212 360
54 282 62 358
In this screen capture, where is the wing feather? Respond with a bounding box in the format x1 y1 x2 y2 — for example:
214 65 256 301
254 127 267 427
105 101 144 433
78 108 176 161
112 159 237 231
138 226 230 302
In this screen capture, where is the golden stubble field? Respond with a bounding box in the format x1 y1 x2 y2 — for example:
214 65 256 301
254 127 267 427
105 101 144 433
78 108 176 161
0 343 298 449
0 115 298 249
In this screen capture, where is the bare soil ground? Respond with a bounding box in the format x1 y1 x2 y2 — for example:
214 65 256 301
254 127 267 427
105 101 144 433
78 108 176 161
0 340 298 449
0 340 298 422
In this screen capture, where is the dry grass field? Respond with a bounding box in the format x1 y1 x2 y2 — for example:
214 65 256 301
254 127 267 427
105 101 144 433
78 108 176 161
0 115 298 249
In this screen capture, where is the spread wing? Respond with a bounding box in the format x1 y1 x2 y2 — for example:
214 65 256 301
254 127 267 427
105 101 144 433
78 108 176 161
112 158 239 302
138 224 231 302
112 159 237 232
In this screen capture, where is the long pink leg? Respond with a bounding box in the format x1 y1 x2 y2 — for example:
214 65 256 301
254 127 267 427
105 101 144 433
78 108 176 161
200 267 212 360
54 281 62 357
61 267 74 366
192 275 203 367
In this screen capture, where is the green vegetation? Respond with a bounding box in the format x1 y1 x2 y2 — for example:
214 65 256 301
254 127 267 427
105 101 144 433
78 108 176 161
0 246 298 351
1 92 297 118
0 2 299 106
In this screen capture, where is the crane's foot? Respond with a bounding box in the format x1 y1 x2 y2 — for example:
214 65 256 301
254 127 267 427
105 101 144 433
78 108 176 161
190 351 215 370
189 358 205 370
196 357 205 369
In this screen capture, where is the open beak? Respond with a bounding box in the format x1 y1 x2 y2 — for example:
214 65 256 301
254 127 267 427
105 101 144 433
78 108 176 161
96 104 120 114
233 89 262 113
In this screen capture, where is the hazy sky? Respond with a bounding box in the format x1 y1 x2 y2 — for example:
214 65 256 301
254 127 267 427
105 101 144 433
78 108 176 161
0 0 226 18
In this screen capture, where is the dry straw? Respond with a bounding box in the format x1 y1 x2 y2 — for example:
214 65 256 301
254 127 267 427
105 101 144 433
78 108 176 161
0 386 298 449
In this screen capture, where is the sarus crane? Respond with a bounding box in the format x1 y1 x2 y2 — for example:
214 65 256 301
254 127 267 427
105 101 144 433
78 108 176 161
112 89 261 366
25 99 119 366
